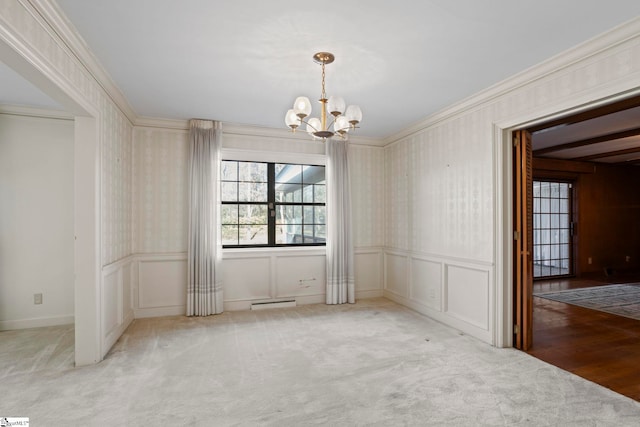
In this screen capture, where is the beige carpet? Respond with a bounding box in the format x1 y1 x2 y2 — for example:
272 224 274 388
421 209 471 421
2 298 640 426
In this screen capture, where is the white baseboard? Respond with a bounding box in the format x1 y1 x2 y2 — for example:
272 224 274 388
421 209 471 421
0 314 74 331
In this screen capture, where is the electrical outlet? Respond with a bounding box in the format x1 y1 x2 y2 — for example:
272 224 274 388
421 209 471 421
588 257 592 265
626 256 631 263
34 293 43 305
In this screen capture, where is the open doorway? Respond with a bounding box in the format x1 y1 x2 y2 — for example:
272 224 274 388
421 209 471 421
0 38 102 366
513 95 640 401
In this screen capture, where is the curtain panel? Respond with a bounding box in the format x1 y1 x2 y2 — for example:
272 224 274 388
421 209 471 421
325 138 355 304
187 119 224 316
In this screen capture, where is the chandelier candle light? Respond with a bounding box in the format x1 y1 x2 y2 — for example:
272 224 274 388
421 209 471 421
285 52 362 140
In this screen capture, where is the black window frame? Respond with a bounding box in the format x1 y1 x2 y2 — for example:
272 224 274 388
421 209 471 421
221 160 326 248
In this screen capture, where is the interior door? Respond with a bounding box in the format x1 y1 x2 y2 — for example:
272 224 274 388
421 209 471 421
513 129 533 350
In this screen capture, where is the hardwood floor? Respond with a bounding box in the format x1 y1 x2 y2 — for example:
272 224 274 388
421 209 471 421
528 272 640 402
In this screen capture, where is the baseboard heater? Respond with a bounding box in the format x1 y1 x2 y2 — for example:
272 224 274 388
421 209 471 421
250 300 297 311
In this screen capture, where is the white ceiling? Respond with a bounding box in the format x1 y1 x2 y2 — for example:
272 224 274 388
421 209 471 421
3 1 640 139
0 61 62 110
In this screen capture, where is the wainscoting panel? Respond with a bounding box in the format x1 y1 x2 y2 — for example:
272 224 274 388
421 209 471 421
355 250 383 293
101 257 135 357
138 258 187 310
383 249 493 344
275 254 325 299
223 256 271 301
410 257 442 311
135 248 384 314
445 264 491 331
102 269 120 338
385 253 409 298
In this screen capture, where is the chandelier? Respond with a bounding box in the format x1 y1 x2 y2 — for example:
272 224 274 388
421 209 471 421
285 52 362 140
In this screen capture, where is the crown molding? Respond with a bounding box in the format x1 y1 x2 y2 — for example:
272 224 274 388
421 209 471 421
0 103 73 119
383 16 640 146
134 116 385 146
134 116 189 130
29 0 138 124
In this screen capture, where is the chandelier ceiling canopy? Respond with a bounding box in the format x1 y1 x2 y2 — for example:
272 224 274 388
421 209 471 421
285 52 362 141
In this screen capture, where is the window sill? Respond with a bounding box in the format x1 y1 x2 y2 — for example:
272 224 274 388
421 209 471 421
222 246 326 259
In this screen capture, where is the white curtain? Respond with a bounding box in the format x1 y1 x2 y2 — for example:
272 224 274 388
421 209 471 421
325 138 355 304
187 119 224 316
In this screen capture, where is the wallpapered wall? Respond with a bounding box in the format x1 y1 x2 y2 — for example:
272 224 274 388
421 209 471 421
132 127 188 254
102 100 133 265
382 24 640 343
384 116 494 261
350 144 385 248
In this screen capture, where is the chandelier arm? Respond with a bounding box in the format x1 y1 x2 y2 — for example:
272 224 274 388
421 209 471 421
297 117 320 132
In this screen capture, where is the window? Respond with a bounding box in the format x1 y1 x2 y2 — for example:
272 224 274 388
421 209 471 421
533 180 573 278
221 160 326 247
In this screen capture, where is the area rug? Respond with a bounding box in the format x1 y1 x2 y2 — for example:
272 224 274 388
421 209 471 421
534 283 640 321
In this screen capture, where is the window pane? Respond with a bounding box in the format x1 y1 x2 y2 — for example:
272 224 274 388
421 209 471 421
303 165 325 184
222 225 238 245
276 224 302 244
303 225 314 242
239 162 267 182
541 214 550 228
239 183 268 202
540 198 549 212
221 204 238 224
315 225 326 241
303 206 314 224
560 184 569 198
221 161 238 181
315 184 326 203
315 206 326 224
541 183 550 197
239 204 267 224
559 199 568 214
222 182 238 202
239 225 267 245
276 184 302 202
276 205 302 225
303 185 314 203
275 164 302 184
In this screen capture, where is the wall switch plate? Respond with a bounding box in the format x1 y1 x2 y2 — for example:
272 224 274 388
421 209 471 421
34 293 43 304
